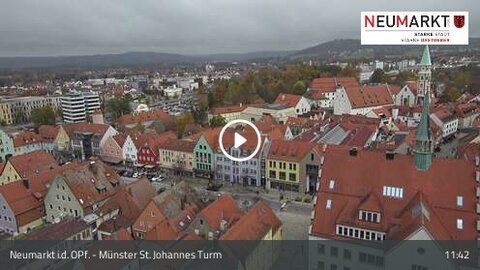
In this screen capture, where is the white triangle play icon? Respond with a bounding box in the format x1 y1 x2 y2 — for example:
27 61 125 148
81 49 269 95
234 132 247 148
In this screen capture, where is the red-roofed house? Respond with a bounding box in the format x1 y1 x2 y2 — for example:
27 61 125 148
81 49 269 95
100 134 125 164
308 77 359 108
0 150 59 186
310 146 478 241
266 140 323 194
189 194 243 240
0 162 77 235
44 160 124 223
334 84 395 116
274 93 312 115
136 131 177 168
117 109 174 133
158 138 197 176
208 104 247 122
430 108 458 139
12 131 43 155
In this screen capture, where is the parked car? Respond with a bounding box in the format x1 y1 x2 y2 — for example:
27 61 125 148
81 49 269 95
151 175 165 182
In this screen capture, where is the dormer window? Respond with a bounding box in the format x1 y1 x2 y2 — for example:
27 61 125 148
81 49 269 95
359 210 380 223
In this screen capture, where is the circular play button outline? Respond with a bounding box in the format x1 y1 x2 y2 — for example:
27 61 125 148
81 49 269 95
218 119 262 162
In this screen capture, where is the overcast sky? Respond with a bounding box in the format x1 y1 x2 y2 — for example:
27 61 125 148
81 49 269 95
0 0 478 57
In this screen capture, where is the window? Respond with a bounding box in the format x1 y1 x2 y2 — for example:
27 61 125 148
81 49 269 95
457 219 463 229
343 249 351 260
330 264 337 270
269 170 276 178
329 180 335 189
317 261 325 270
289 173 296 181
317 243 325 254
457 196 463 207
326 199 332 209
359 252 366 263
279 172 286 180
330 247 338 257
382 186 404 198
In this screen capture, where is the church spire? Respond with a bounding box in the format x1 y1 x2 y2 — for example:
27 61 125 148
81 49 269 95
414 77 433 171
416 45 432 105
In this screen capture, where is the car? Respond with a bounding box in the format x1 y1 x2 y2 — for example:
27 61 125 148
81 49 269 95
151 175 165 182
133 172 141 178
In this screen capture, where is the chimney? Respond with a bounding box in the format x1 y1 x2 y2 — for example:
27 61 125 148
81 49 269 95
239 103 243 107
22 177 29 189
282 94 285 101
349 147 358 157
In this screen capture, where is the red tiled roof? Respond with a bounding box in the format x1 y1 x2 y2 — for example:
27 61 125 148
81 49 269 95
309 77 359 95
346 85 394 109
112 133 128 147
117 109 174 127
103 227 133 240
63 123 110 137
158 138 197 153
60 160 124 209
7 150 59 179
12 132 43 147
38 125 60 142
210 104 247 115
197 194 243 232
274 93 302 108
406 81 418 93
268 140 321 162
99 178 156 225
311 146 477 240
220 200 281 240
24 218 88 240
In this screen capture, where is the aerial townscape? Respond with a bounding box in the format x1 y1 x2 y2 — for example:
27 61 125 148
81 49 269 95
0 1 480 269
0 41 479 268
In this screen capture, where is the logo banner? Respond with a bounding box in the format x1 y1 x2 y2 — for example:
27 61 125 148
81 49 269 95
361 12 469 45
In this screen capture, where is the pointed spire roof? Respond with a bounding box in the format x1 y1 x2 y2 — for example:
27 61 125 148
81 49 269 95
415 93 431 142
420 45 431 66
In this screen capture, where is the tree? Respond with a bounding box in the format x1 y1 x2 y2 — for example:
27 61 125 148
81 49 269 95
209 115 227 128
106 97 131 121
370 69 387 84
340 65 358 78
292 80 307 95
31 106 56 126
175 112 195 137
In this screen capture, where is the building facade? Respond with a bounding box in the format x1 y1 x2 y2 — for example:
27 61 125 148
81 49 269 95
61 91 101 123
0 96 61 125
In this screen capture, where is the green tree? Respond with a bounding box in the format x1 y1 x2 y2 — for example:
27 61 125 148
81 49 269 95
209 115 227 128
340 65 358 78
292 80 307 95
106 97 131 121
31 106 56 126
370 69 387 84
175 112 195 137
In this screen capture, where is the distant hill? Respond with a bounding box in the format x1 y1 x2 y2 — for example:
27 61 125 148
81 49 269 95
0 50 294 70
0 38 478 71
291 38 480 60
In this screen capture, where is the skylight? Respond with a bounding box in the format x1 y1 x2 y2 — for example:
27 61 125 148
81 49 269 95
326 199 332 209
457 219 463 230
329 180 335 190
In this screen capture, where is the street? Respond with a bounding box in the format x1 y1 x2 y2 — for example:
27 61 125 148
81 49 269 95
116 166 313 240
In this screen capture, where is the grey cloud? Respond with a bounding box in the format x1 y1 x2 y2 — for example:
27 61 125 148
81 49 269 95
0 0 478 56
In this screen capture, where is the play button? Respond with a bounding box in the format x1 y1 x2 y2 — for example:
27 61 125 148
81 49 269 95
234 132 247 148
219 119 262 162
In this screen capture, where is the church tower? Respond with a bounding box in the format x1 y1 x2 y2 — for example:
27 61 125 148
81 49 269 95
416 45 432 105
414 46 433 171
